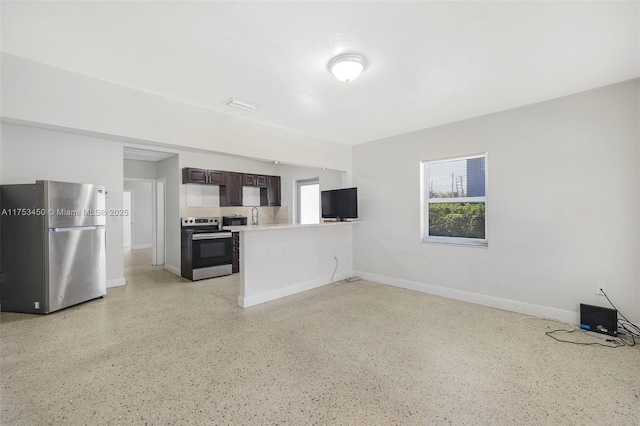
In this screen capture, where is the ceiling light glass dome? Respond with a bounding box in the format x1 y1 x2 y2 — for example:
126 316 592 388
328 53 367 82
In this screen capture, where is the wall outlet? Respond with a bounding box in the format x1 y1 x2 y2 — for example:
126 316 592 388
595 283 607 296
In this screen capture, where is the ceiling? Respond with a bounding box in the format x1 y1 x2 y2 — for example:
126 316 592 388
2 1 638 146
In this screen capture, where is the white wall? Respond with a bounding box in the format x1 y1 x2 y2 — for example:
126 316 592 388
0 123 126 287
239 223 354 307
352 79 640 323
123 180 153 248
124 159 157 180
1 53 353 174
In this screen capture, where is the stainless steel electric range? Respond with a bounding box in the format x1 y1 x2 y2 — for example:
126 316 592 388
180 217 233 281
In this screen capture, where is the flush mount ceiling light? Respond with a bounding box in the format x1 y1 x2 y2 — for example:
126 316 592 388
328 53 367 82
224 98 257 111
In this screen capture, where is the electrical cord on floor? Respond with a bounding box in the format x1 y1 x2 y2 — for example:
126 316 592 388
618 320 640 337
519 317 622 347
600 289 640 342
519 317 575 332
544 329 625 348
331 256 339 285
616 329 636 347
523 289 640 348
520 317 633 348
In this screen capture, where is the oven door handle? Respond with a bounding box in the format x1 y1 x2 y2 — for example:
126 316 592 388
192 233 232 240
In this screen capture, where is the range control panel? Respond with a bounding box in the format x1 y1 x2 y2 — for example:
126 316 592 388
181 217 219 227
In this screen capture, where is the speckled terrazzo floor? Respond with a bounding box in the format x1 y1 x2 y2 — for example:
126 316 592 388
2 249 639 425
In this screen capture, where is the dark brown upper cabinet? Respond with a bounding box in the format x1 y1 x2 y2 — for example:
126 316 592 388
220 172 243 206
182 168 226 185
182 168 209 184
260 175 281 206
208 170 227 185
243 174 256 186
183 167 280 207
243 174 267 188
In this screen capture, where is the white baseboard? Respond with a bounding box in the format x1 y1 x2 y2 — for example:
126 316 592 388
239 271 352 308
131 244 152 250
106 277 126 288
164 264 181 277
354 271 580 325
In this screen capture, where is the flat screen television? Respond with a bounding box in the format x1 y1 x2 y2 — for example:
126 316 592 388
321 187 358 221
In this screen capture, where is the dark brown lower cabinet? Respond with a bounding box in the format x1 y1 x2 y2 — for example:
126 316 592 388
232 231 240 273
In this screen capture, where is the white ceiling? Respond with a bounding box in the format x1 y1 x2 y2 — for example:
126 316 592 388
2 1 638 146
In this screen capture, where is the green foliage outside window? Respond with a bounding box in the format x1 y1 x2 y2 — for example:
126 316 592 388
428 203 485 239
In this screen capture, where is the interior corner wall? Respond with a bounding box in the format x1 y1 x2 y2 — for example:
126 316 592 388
0 123 125 287
157 154 180 275
352 79 640 323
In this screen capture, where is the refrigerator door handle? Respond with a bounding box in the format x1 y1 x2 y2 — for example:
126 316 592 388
50 225 103 232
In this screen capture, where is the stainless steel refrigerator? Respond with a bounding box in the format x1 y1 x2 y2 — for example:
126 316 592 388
0 180 107 314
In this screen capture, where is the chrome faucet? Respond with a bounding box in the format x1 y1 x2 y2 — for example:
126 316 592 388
251 207 259 226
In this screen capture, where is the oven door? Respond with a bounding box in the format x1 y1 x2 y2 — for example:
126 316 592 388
191 232 233 269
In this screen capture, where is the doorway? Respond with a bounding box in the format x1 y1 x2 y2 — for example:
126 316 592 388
123 147 175 268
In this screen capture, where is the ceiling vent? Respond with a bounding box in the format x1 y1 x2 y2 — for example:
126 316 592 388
224 98 257 111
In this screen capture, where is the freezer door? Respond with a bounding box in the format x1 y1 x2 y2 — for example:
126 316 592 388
43 181 106 228
46 226 106 313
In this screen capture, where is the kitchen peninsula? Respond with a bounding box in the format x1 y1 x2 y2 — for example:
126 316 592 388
233 221 358 308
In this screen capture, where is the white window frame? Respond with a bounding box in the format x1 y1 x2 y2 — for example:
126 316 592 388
296 178 320 225
420 153 488 247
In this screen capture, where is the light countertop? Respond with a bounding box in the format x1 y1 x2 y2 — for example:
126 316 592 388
223 221 359 232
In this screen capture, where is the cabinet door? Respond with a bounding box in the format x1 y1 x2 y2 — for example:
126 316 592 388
232 232 240 273
182 168 208 184
243 174 256 186
220 172 243 206
208 170 227 185
266 175 281 206
255 175 267 187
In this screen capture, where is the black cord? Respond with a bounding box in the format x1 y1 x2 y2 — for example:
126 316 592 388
601 289 640 338
619 322 640 339
616 330 636 346
545 329 625 348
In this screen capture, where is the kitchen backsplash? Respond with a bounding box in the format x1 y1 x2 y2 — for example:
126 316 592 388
180 206 289 225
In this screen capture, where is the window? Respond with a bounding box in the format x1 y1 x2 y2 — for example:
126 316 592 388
296 178 320 225
421 153 487 246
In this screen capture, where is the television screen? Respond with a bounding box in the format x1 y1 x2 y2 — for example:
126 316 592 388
321 187 358 220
